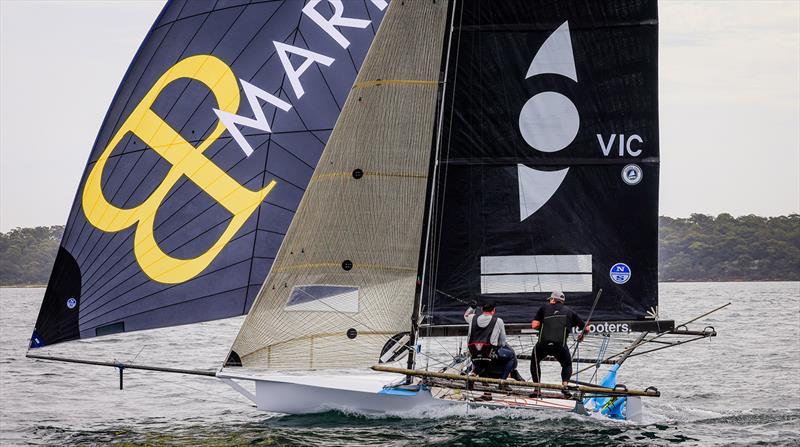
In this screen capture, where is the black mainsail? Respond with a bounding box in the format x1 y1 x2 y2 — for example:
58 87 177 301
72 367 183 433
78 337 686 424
422 0 661 331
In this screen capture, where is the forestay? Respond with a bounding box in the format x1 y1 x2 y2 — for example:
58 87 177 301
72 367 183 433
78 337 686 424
228 0 450 370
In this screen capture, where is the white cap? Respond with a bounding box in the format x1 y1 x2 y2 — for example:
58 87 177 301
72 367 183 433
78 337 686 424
549 291 565 302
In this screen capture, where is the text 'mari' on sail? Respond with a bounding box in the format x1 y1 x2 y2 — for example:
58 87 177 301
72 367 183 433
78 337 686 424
30 0 387 348
228 0 449 370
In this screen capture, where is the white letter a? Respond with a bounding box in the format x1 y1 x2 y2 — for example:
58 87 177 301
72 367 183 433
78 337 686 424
302 0 371 49
274 41 335 99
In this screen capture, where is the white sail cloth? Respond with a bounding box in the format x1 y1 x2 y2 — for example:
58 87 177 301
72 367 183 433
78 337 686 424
229 0 449 370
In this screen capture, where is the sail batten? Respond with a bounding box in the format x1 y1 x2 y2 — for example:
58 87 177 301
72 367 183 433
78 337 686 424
229 0 450 370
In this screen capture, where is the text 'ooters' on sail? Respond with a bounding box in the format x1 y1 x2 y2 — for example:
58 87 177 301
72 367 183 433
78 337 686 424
422 0 662 335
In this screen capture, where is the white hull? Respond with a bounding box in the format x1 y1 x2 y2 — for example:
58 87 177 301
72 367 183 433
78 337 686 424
217 371 580 416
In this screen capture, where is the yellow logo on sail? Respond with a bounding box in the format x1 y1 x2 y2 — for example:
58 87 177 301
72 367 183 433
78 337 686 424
82 55 276 284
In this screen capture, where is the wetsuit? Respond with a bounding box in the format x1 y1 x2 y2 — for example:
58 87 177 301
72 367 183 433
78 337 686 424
530 302 585 383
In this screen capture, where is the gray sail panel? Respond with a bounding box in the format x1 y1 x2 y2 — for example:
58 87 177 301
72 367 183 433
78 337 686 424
229 1 449 370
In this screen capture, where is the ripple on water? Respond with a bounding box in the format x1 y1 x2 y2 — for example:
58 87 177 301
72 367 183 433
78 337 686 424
3 284 800 446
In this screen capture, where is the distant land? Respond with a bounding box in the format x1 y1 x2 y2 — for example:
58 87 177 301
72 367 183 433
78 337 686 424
1 214 798 286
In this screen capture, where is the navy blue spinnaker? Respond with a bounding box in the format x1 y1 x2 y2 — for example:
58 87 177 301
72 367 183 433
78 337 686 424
31 0 387 348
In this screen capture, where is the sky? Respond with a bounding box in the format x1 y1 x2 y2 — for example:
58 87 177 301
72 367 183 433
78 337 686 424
0 0 798 232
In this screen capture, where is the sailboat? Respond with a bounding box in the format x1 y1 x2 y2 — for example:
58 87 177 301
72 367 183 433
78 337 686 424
28 0 723 421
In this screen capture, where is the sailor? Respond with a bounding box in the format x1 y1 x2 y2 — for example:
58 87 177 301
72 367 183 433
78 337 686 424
529 291 589 387
464 302 518 381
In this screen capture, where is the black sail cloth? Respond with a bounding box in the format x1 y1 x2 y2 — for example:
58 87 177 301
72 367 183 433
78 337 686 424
423 0 659 327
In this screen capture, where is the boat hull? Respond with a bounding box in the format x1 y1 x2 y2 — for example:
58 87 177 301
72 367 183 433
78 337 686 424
218 372 453 414
255 380 450 414
217 371 580 416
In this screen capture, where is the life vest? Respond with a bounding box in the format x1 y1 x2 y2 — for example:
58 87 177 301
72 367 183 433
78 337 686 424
538 314 569 347
467 314 498 360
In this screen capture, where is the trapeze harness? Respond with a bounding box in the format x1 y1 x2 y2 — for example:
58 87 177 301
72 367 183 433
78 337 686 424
538 314 569 347
467 314 498 362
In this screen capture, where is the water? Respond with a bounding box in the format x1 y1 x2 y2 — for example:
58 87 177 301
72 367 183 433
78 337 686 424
1 283 799 446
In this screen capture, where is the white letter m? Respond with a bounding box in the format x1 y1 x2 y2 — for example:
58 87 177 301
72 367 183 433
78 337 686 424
213 80 292 157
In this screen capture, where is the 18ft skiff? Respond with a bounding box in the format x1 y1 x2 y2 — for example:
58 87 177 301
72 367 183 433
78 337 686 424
28 0 722 421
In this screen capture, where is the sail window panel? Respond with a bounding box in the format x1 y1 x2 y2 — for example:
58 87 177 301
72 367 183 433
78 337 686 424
285 285 359 313
244 333 395 371
480 274 592 294
481 255 592 274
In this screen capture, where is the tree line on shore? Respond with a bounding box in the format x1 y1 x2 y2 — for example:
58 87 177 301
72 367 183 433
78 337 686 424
1 214 798 286
658 214 798 281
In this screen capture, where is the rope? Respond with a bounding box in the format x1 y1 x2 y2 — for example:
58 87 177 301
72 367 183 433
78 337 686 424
128 344 149 363
590 335 611 383
293 286 454 370
434 288 473 306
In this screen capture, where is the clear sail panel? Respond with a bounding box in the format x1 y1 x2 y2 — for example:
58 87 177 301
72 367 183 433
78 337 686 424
228 0 450 370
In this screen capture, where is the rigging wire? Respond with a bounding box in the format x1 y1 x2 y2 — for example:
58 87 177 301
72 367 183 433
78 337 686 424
589 335 611 383
292 287 454 370
573 302 730 376
158 375 251 406
420 0 465 372
128 344 150 363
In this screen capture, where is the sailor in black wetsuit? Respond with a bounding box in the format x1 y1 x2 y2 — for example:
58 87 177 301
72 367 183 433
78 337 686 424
530 291 589 387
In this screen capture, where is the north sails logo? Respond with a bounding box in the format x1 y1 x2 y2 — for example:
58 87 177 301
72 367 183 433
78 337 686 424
517 21 578 221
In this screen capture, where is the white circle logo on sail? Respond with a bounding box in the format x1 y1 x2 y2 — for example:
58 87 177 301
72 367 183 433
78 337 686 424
516 20 579 221
66 297 77 309
519 92 580 152
610 263 631 284
621 164 642 185
518 20 579 153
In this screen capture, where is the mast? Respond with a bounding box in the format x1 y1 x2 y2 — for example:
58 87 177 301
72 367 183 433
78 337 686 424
227 0 451 371
410 0 661 333
407 0 459 371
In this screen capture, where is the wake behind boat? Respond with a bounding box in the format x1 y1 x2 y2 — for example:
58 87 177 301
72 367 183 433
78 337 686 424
27 0 722 423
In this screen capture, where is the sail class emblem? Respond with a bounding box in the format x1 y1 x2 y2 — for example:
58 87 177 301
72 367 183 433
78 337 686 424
517 21 579 221
82 55 276 284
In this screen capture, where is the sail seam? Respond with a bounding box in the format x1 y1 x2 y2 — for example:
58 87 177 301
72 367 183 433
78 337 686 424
254 331 398 350
273 263 416 273
455 20 659 33
311 171 427 182
352 80 439 89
